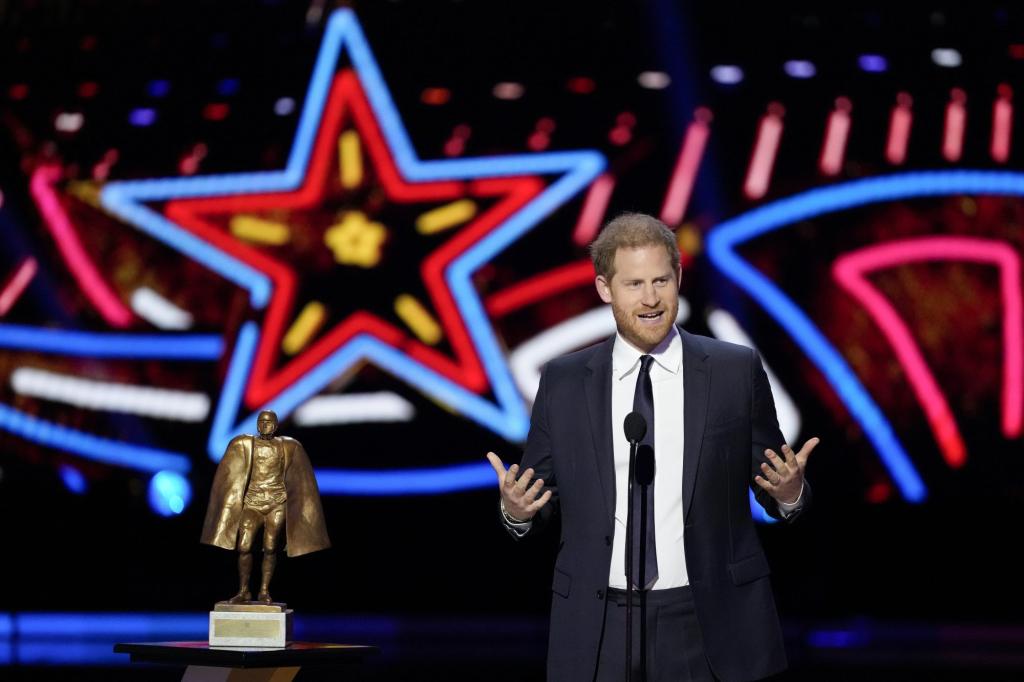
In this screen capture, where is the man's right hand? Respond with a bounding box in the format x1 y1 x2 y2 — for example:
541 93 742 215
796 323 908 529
486 452 552 522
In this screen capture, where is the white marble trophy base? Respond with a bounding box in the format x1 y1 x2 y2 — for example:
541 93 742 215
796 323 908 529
208 602 292 648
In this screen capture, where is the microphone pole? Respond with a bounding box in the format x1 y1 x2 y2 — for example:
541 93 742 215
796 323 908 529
622 412 647 682
635 443 656 682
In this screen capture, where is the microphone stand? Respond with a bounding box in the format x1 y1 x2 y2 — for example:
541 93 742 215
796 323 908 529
636 444 654 682
625 436 637 682
622 412 647 682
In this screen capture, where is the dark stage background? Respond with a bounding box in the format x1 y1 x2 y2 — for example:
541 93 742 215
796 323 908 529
3 1 1024 679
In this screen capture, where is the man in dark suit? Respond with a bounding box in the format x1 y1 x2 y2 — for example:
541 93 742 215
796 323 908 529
487 213 816 681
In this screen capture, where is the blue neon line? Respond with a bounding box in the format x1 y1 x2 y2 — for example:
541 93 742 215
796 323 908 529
14 612 206 637
340 9 420 176
316 461 495 494
706 170 1024 503
208 321 260 460
284 7 347 181
0 404 190 473
0 324 223 359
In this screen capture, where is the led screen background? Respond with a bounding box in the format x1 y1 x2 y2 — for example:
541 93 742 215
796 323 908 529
2 0 1024 675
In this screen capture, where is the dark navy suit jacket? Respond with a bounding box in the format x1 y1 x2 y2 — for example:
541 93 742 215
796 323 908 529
517 328 808 682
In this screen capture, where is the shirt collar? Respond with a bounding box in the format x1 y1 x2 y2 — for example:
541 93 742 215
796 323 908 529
612 325 682 380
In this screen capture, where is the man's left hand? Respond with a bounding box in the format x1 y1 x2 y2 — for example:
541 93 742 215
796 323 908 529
755 437 819 505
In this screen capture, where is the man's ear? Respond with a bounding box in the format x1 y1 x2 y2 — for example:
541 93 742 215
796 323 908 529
595 275 612 304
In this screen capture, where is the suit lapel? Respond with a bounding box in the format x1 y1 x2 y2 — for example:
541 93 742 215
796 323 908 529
584 337 616 522
681 329 710 518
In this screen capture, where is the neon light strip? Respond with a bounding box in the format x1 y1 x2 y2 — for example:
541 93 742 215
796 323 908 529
229 215 291 245
660 108 711 226
416 199 478 235
14 612 206 637
833 237 1022 462
394 294 442 345
293 392 414 425
708 171 1024 500
339 129 363 188
282 301 327 354
706 308 802 443
943 89 967 163
819 98 852 177
0 257 37 316
11 367 211 422
743 104 784 200
991 88 1013 164
315 461 497 494
508 299 689 402
30 166 133 328
572 173 616 245
0 403 190 473
129 287 194 330
0 323 222 358
485 261 594 318
886 93 913 166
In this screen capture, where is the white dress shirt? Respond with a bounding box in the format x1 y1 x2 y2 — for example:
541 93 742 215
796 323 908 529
608 326 687 589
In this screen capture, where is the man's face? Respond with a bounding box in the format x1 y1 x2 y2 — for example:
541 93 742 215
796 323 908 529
257 412 278 437
595 244 680 353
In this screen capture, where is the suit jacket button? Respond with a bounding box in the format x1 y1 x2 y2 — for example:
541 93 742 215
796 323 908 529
596 589 604 600
604 536 611 546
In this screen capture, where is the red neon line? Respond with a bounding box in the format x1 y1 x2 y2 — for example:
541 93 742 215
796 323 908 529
743 103 784 200
0 257 38 316
572 174 616 246
660 108 712 226
833 237 1024 468
991 85 1013 164
485 260 595 318
942 89 967 163
29 166 133 328
819 97 852 176
886 93 913 165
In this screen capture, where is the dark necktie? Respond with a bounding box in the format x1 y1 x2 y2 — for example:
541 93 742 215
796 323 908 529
629 354 659 589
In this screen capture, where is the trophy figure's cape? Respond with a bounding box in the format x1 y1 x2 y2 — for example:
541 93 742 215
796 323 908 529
201 435 331 557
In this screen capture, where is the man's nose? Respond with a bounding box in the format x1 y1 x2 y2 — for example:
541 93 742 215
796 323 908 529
640 283 659 306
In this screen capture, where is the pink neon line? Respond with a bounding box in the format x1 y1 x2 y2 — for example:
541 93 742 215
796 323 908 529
942 90 967 163
991 95 1013 164
819 99 852 176
659 109 711 226
29 166 133 327
833 237 1023 469
743 104 784 200
0 257 37 316
886 94 913 165
572 173 617 246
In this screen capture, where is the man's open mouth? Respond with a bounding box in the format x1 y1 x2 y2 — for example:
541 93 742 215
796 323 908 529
637 311 664 320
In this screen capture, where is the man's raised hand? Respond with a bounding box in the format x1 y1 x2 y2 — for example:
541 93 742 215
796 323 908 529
754 437 819 505
486 452 552 522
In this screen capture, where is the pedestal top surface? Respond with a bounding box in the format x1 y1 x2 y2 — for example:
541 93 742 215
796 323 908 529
114 641 378 668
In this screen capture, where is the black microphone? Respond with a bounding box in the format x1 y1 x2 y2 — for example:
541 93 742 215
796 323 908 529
624 411 647 444
635 443 655 486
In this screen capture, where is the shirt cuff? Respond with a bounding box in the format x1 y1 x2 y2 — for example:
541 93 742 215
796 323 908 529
777 480 805 518
500 499 532 535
